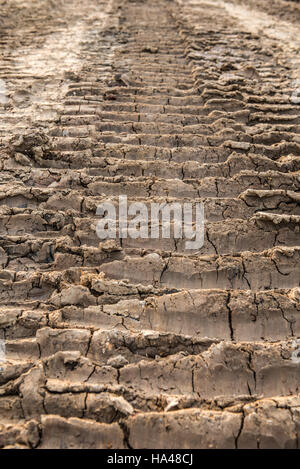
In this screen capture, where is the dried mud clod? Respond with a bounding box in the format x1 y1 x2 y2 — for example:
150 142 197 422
9 131 52 164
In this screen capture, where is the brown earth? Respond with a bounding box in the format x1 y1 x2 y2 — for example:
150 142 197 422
0 0 300 449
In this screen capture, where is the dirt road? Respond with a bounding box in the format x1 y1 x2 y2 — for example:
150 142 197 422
0 0 300 449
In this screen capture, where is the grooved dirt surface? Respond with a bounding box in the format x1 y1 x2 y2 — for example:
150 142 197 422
0 0 300 449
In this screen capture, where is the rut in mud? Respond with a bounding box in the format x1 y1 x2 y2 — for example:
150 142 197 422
0 0 300 449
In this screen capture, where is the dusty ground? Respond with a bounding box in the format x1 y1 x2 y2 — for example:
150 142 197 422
0 0 300 449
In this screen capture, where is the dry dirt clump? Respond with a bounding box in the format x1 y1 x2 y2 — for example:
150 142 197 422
0 0 300 449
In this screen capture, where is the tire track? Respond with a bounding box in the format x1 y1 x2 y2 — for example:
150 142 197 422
0 0 299 449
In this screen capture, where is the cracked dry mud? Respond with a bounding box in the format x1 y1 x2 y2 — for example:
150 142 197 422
0 0 300 449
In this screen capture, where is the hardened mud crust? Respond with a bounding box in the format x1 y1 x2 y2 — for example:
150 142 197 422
0 0 300 449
